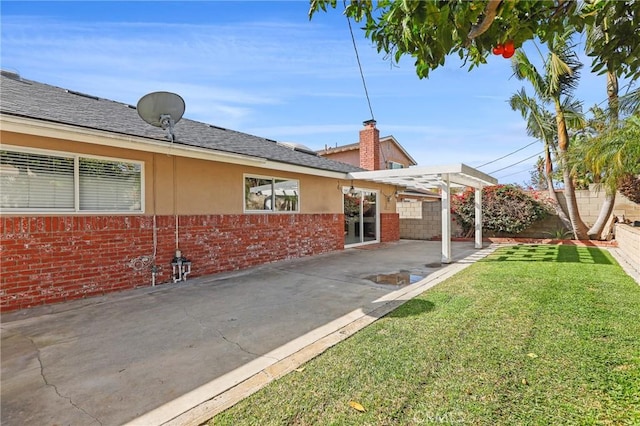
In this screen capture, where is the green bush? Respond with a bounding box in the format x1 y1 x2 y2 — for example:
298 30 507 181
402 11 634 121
452 185 549 236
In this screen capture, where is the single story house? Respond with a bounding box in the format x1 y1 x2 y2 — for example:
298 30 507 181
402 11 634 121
0 72 496 312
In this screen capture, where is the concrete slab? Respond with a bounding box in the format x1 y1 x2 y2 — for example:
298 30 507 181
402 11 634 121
1 240 493 426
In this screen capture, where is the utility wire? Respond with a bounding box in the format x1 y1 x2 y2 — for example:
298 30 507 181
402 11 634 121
477 82 637 170
488 150 544 174
346 6 375 121
476 140 540 168
496 167 535 180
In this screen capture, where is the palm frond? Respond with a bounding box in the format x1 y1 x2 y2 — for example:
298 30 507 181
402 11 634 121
619 87 640 116
511 50 549 101
560 97 586 130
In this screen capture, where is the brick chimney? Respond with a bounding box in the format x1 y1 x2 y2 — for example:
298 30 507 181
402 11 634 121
359 119 380 170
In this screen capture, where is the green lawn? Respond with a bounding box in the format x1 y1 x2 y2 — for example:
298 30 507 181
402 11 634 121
210 245 640 425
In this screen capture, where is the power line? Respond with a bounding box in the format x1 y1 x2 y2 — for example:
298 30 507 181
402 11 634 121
345 5 375 121
488 150 544 174
476 140 539 168
496 167 535 180
478 82 637 170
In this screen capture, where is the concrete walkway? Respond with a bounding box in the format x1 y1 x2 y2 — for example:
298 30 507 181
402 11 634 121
1 240 495 426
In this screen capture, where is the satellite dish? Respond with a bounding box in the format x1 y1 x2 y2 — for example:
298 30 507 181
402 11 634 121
136 91 185 142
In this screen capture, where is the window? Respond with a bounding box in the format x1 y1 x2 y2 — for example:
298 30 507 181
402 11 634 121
244 175 299 212
0 147 143 212
387 161 404 169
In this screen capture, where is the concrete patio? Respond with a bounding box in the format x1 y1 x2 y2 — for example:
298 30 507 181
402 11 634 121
1 240 495 426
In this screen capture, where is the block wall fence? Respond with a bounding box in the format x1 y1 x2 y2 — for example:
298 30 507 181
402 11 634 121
614 224 640 272
399 190 640 241
1 213 400 312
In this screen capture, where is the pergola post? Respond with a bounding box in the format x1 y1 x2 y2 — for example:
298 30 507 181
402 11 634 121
441 174 451 264
475 186 483 249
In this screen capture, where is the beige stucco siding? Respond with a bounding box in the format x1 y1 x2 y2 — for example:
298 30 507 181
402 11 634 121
2 131 397 216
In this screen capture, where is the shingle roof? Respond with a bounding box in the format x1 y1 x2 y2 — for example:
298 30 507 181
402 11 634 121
0 73 363 174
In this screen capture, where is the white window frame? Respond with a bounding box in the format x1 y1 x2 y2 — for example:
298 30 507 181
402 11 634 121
342 186 380 247
0 145 145 214
243 173 300 214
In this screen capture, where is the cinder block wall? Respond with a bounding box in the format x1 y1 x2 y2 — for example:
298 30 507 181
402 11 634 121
399 201 442 240
557 189 640 225
0 214 344 312
398 189 639 240
614 224 640 270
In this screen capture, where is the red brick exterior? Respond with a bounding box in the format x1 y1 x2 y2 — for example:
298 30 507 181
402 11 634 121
380 213 400 242
359 120 380 171
1 214 344 312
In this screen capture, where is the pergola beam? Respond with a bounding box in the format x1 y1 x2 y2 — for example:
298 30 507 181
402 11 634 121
348 163 497 263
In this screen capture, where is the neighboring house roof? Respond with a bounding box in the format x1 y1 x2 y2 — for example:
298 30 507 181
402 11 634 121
319 135 418 166
0 73 363 174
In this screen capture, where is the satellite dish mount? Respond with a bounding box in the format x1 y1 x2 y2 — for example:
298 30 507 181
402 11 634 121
137 91 185 142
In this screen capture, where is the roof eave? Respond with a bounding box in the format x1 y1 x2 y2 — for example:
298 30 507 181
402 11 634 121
0 114 353 179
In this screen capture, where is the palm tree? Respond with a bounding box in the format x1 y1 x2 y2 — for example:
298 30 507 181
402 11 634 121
581 4 639 239
511 30 589 239
574 107 640 237
509 89 572 230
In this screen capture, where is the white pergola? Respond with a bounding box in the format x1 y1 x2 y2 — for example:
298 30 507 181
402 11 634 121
349 163 498 264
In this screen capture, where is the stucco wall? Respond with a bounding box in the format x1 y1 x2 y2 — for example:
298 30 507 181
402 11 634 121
1 131 398 216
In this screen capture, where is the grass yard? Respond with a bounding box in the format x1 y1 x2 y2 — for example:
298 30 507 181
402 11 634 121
210 245 640 425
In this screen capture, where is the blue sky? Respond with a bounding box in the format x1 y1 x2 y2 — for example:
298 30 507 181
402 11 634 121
1 1 617 184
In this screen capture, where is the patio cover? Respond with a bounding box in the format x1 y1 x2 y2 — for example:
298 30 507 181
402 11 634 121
349 163 498 263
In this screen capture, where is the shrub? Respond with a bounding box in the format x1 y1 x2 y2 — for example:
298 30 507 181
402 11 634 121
452 184 549 236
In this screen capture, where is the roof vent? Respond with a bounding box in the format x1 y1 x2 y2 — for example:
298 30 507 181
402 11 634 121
278 142 319 156
66 89 100 101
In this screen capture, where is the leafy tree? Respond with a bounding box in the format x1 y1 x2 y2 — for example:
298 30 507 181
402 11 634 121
310 0 640 238
452 184 549 236
309 0 640 80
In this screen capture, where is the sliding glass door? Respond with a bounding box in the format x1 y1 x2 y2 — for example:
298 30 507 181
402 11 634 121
343 189 378 246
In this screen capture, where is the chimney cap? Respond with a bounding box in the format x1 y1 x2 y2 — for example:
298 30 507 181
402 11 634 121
363 119 377 127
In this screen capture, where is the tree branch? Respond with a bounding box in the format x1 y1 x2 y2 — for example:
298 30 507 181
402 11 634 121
465 0 502 46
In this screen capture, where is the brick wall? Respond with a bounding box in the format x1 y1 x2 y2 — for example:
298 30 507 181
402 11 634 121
380 213 400 242
1 214 343 312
